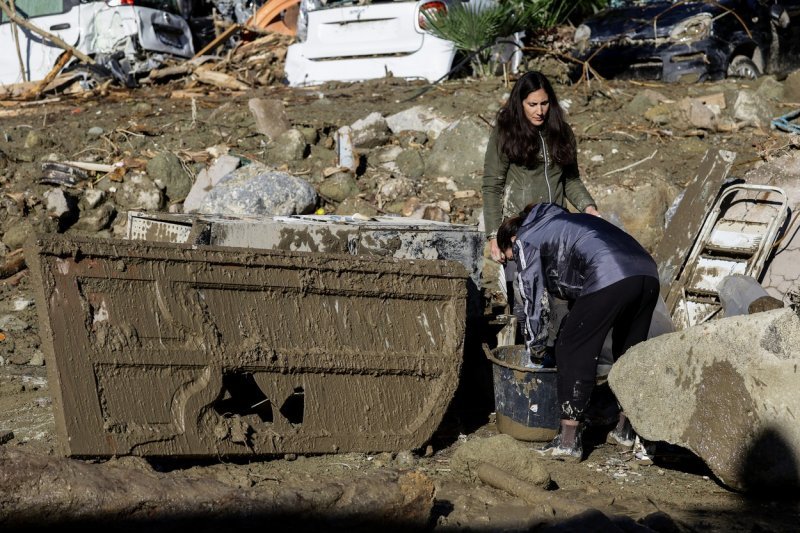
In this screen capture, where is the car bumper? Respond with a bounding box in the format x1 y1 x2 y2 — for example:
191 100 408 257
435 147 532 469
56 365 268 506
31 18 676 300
577 40 727 83
285 35 457 87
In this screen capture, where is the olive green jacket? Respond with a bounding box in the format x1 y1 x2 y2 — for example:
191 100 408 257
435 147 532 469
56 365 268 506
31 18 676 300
481 125 596 239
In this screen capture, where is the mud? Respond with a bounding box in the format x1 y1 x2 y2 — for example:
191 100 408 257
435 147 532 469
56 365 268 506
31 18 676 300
1 71 800 529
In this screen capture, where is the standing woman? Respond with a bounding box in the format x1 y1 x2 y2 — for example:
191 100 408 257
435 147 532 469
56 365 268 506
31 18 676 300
496 203 660 461
482 71 599 327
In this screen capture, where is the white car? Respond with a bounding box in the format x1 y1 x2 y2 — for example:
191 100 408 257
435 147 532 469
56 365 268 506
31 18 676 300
0 0 194 86
285 0 475 87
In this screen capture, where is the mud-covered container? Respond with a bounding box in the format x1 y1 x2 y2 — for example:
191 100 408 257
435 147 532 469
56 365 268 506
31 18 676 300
484 345 559 442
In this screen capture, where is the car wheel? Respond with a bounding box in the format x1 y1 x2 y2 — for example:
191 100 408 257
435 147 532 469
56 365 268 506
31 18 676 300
727 55 760 79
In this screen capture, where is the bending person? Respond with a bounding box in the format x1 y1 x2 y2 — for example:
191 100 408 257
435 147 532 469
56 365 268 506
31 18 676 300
482 71 598 335
496 202 659 462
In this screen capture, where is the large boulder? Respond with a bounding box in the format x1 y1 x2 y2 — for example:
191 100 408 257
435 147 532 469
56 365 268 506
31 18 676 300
587 169 679 252
609 308 800 492
424 116 490 190
198 163 317 216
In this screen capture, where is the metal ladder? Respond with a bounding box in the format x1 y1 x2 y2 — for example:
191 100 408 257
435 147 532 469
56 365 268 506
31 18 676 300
667 183 789 330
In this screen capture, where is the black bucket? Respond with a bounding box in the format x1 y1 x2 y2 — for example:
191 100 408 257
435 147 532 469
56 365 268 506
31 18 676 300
483 344 559 442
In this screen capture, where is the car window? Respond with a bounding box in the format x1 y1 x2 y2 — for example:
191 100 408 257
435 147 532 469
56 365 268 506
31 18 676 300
1 0 68 22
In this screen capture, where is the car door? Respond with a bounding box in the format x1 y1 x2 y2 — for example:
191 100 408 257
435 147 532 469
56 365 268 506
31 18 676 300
0 0 83 84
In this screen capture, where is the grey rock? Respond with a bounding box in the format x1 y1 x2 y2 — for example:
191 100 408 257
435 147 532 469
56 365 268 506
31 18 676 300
28 350 45 366
133 102 152 114
81 189 105 210
756 76 784 102
299 126 319 145
74 203 116 232
394 450 417 467
350 112 391 148
146 152 192 202
733 89 773 129
0 148 7 170
0 315 28 331
626 89 668 116
266 129 308 164
424 116 490 189
248 98 291 140
396 149 425 179
376 175 415 205
319 172 359 202
783 70 800 102
183 154 240 213
199 163 317 216
373 145 403 164
386 106 449 139
609 308 800 491
3 219 34 250
115 173 164 211
43 189 75 220
87 126 104 138
23 130 41 149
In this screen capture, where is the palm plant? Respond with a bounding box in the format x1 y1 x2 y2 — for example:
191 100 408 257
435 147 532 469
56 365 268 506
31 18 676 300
424 0 609 77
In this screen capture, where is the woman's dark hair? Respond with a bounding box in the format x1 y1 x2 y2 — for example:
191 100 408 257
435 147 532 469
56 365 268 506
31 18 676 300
495 71 576 167
496 203 537 252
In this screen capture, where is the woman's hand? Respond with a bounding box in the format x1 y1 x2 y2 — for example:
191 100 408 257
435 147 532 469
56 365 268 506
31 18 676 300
489 238 506 264
584 205 601 217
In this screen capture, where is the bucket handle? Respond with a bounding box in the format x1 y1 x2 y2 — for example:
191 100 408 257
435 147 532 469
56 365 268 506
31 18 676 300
482 343 544 373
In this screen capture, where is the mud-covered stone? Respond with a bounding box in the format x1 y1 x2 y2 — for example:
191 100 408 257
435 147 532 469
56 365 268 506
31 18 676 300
183 155 240 213
424 116 490 189
199 163 317 216
248 97 290 140
3 219 35 251
74 203 116 233
43 189 75 220
319 172 358 202
376 175 415 205
733 89 773 129
115 173 164 211
350 112 390 148
396 149 425 179
450 434 550 487
146 152 192 202
386 105 448 139
609 308 800 492
266 129 307 163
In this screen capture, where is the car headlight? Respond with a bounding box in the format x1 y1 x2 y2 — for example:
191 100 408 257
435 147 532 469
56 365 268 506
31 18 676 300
669 13 712 43
573 24 591 45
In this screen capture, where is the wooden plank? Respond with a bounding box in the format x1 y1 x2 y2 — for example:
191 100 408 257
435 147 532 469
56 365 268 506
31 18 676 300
25 50 72 100
192 23 242 60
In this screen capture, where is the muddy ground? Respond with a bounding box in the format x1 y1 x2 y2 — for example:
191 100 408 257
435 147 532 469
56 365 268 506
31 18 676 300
1 68 800 531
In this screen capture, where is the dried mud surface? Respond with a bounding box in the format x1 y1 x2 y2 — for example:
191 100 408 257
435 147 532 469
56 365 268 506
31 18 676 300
1 74 799 531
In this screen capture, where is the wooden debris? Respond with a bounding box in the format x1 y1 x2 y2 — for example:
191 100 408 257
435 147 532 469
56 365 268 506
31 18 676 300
25 51 73 100
0 252 25 280
193 23 243 60
194 68 250 91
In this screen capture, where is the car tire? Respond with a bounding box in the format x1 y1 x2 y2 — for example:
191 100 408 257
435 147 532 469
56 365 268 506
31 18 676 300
727 55 760 79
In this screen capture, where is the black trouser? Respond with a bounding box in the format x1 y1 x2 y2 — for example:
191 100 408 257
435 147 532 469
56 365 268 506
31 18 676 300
555 275 660 421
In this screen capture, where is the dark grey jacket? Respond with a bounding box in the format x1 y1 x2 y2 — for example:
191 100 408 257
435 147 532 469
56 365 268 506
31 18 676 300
514 203 658 351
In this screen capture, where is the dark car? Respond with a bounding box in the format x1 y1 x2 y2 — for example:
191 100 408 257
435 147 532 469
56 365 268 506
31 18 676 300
571 0 800 83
